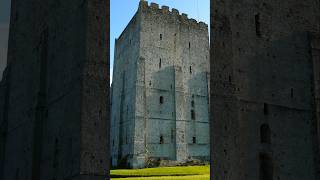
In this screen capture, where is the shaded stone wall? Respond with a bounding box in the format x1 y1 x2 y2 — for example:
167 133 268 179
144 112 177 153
0 67 9 179
210 0 320 179
110 9 141 168
1 0 109 180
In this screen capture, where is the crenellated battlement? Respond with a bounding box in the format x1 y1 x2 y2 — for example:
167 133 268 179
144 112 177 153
139 0 208 30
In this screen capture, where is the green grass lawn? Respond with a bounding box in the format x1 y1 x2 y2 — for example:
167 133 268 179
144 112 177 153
110 165 210 180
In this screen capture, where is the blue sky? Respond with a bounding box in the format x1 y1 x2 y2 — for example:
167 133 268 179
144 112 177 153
110 0 210 81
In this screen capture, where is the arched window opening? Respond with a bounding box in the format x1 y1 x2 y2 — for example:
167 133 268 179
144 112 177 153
260 124 271 144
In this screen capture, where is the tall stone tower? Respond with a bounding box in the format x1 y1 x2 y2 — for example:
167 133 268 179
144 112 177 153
0 0 110 180
111 0 210 168
211 0 320 179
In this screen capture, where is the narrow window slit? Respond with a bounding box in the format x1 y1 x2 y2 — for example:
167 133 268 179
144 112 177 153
160 96 164 104
192 137 196 144
191 110 195 120
160 135 164 144
255 14 261 37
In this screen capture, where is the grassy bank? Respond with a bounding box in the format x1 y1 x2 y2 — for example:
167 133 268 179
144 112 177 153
110 165 210 180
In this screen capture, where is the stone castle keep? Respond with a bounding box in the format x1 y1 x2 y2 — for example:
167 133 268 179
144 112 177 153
0 0 319 179
111 1 210 168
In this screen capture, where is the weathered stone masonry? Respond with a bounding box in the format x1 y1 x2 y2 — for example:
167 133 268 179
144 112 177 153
111 1 210 168
0 1 110 180
211 0 320 179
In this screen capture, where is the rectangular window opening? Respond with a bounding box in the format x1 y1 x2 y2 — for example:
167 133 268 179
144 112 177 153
171 129 175 143
264 103 268 115
160 96 164 104
192 137 196 144
160 135 164 144
191 110 195 120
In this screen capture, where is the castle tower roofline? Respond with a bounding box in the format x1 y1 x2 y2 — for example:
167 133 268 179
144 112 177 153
172 8 179 15
139 0 208 30
161 5 169 12
182 13 188 19
150 2 159 9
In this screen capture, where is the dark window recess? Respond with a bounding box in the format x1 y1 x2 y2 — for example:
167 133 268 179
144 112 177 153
160 34 162 40
160 136 164 144
171 129 175 142
255 14 261 37
15 168 20 180
189 42 191 49
126 135 128 144
149 81 152 86
159 58 162 68
190 66 192 74
191 100 195 107
260 124 271 144
259 153 273 180
53 138 59 168
264 103 268 115
112 140 114 146
229 76 232 83
191 110 195 120
291 88 293 98
192 137 196 144
160 96 164 104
